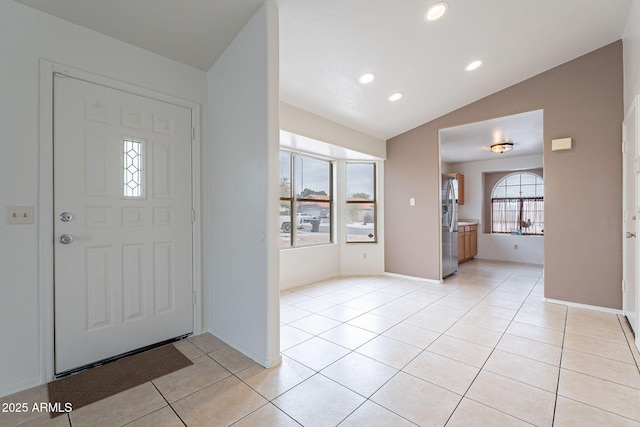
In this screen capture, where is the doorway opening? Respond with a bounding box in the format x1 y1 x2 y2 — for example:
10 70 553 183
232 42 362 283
438 110 544 280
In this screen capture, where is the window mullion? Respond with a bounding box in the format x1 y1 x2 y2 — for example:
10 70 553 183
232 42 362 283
281 151 333 248
519 198 524 228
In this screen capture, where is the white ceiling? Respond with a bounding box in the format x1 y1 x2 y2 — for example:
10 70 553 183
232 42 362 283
15 0 264 71
439 110 543 163
279 0 631 140
16 0 632 145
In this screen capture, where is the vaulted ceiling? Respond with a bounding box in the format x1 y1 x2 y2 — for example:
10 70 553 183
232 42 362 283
16 0 633 142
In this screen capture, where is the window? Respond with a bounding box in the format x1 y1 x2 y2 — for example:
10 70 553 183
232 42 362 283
122 139 145 198
280 151 333 248
491 172 544 235
346 162 377 243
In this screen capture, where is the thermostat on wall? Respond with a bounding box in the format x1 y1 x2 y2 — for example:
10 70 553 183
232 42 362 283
551 137 572 151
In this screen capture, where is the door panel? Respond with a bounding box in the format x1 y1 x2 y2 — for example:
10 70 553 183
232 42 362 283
623 98 638 335
53 75 193 374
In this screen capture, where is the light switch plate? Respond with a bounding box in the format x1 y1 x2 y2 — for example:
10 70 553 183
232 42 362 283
7 206 35 225
409 198 416 206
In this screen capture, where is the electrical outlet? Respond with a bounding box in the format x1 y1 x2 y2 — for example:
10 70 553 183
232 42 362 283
7 206 35 225
514 244 519 250
363 253 368 259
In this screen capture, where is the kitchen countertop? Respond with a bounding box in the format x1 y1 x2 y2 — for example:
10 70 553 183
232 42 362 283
458 220 479 226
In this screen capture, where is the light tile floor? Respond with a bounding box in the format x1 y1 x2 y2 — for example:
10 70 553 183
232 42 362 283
3 260 640 426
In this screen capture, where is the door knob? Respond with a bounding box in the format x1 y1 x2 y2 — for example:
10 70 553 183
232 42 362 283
59 212 73 222
626 232 636 238
58 234 74 244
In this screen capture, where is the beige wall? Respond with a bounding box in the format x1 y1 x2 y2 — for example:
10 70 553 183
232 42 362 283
624 0 640 111
385 41 623 309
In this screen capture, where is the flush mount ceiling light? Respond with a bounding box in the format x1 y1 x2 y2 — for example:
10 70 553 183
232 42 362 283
358 72 376 84
425 2 448 21
465 60 483 71
491 142 514 154
388 91 404 102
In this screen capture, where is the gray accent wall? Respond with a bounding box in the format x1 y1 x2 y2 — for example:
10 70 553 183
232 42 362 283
385 41 623 309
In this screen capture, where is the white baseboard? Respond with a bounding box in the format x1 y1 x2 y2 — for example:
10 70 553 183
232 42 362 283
339 271 385 277
280 271 391 290
0 376 41 399
384 271 443 284
205 327 282 368
279 273 341 290
544 298 623 315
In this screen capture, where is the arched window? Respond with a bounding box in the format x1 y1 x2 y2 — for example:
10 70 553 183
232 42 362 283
491 172 544 235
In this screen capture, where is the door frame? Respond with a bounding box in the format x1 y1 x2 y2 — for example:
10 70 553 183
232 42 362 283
38 60 202 383
623 94 640 352
622 95 638 342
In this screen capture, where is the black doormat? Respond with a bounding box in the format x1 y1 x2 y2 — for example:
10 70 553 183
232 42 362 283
47 344 192 417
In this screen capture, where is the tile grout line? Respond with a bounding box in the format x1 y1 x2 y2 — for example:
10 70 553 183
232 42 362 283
282 263 550 425
442 262 543 426
284 262 545 426
243 279 420 427
553 304 640 424
277 275 461 425
617 314 640 375
165 262 632 426
551 301 569 427
212 264 535 423
150 381 188 427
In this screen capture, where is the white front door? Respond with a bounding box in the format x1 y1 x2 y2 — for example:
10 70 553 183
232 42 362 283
623 97 638 336
53 75 194 374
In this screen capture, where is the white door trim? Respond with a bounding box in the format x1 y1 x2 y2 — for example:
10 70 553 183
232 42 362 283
623 93 640 352
38 59 202 384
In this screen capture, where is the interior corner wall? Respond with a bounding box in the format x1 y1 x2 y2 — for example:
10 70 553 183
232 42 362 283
0 1 207 398
386 41 623 309
624 0 640 111
206 1 281 367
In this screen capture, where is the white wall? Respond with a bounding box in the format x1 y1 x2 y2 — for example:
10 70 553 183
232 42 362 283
624 0 640 112
281 103 386 159
450 154 544 264
0 1 207 397
207 1 281 367
280 245 341 287
279 104 387 288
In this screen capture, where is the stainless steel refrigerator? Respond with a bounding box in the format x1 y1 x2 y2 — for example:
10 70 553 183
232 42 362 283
442 174 458 278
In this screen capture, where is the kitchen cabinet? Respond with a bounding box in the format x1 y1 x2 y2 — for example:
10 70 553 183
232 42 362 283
449 173 464 205
458 223 477 264
470 225 477 256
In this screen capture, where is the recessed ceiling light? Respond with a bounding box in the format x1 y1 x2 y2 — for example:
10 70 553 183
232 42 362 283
465 60 483 71
388 92 404 102
358 72 376 84
425 2 448 21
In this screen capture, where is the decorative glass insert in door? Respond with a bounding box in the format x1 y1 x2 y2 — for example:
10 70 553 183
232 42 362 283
122 139 145 198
